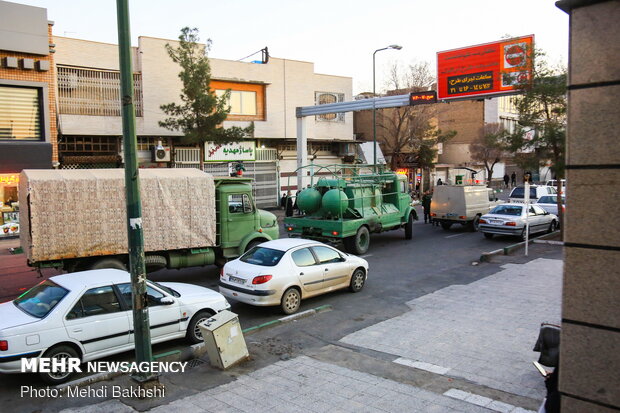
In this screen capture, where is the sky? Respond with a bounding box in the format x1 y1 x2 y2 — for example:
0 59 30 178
16 0 569 94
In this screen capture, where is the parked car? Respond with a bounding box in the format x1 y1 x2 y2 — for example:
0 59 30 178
534 195 566 216
509 185 557 203
219 238 368 315
545 179 567 195
479 203 558 240
0 269 230 383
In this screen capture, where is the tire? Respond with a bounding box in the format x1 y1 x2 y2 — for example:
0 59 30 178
245 239 263 253
280 287 301 315
89 258 126 271
186 310 215 344
39 345 79 384
547 220 557 234
520 227 528 241
470 215 481 232
440 222 453 231
144 255 167 271
483 232 494 239
349 268 366 293
404 213 414 240
344 226 370 255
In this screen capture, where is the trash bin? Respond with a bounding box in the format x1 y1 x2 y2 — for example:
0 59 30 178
198 310 249 369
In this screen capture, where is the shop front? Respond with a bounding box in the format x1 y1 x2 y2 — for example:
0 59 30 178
0 174 20 238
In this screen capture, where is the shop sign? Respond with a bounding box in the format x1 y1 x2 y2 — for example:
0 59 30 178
395 169 409 175
0 174 20 185
437 35 534 100
409 91 437 105
205 141 255 162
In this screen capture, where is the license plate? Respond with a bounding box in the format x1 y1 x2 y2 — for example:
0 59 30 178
489 219 503 225
228 275 245 284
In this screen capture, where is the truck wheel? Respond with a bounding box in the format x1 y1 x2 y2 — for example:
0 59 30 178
89 258 126 271
440 222 452 231
404 213 414 240
39 345 80 384
345 226 370 255
469 215 481 232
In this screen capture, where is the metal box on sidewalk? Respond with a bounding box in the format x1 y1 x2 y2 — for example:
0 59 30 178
198 310 249 369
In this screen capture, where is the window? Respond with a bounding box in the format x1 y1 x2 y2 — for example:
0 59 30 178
292 248 317 267
116 283 166 308
240 247 285 266
312 246 342 264
490 205 523 216
13 280 68 318
67 286 121 319
532 205 547 215
215 90 257 115
315 92 345 122
228 194 253 213
0 85 42 140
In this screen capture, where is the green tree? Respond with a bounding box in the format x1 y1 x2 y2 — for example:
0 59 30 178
159 27 253 170
507 48 567 228
469 123 510 184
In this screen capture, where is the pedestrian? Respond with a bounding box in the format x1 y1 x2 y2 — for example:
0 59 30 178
437 178 443 186
421 191 432 224
503 174 510 189
280 192 287 209
511 172 516 188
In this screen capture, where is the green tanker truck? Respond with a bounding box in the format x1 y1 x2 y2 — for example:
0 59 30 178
283 164 417 255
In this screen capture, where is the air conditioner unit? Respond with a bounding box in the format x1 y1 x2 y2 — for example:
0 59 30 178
151 146 171 162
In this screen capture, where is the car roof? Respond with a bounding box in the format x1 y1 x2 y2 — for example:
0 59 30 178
255 238 322 251
50 269 130 290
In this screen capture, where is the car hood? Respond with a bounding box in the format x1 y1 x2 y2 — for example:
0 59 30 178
0 301 40 332
158 282 225 301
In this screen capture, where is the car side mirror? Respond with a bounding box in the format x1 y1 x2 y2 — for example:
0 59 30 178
160 296 175 305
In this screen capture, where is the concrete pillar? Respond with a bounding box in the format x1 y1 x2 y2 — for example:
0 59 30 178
296 116 308 191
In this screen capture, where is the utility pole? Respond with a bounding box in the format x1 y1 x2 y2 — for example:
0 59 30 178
116 0 153 382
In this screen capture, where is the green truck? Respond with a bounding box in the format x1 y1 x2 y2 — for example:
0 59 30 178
283 164 417 255
20 169 279 273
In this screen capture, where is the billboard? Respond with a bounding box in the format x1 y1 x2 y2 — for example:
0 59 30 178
205 141 255 162
437 35 534 100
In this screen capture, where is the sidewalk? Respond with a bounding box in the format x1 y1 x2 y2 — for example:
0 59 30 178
59 257 562 413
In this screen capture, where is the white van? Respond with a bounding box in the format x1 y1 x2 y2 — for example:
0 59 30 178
509 185 557 203
431 185 501 231
545 179 567 195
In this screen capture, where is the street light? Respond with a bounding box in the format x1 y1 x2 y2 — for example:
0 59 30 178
373 45 402 169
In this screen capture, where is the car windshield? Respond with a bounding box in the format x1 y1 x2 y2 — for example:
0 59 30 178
510 187 537 199
490 205 523 216
150 281 180 297
240 246 285 267
13 280 69 318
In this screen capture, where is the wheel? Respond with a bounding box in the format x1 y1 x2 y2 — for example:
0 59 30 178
520 227 528 241
245 239 263 253
469 215 481 232
89 258 126 271
344 226 370 255
483 232 494 239
349 268 366 293
145 255 167 272
404 213 414 240
547 220 557 234
186 310 215 344
440 222 453 231
39 345 79 384
280 287 301 315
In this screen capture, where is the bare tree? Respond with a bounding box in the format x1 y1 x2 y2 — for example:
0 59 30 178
469 123 510 184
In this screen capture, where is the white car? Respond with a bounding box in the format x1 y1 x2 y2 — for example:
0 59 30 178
508 185 557 203
535 195 566 216
219 239 368 315
0 269 230 383
479 203 558 240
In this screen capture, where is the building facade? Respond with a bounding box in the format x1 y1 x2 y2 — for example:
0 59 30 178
0 1 57 238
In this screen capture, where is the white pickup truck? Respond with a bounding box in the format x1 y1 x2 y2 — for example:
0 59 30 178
430 185 501 231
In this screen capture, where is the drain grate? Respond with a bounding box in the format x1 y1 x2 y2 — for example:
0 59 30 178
186 358 206 369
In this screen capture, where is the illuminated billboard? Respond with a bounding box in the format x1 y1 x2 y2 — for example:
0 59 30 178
437 35 534 100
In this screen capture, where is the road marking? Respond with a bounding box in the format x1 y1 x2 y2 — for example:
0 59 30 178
445 233 466 238
394 357 450 374
443 388 536 413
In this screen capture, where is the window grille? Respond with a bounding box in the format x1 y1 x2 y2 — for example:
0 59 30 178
315 92 345 122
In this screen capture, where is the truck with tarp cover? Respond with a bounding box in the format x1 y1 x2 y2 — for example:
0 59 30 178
283 164 417 255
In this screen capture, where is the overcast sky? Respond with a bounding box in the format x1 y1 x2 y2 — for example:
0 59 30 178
17 0 569 94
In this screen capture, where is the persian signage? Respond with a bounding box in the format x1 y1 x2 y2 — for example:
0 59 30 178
205 141 256 162
409 91 437 105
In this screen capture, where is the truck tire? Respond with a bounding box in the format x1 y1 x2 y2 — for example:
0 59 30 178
405 213 414 240
345 226 370 255
469 215 481 232
440 222 452 231
89 258 127 271
145 255 167 271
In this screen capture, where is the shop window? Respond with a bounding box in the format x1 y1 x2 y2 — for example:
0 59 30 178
315 92 345 122
215 90 257 116
0 85 42 140
1 174 20 238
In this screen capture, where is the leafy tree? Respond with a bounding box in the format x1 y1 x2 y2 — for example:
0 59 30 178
469 123 510 184
159 27 253 170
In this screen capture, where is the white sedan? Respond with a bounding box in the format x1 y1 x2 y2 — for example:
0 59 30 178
479 203 558 240
219 239 368 315
0 269 229 383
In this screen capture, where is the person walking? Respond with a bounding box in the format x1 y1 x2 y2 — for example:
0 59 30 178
511 172 517 188
421 191 432 224
503 174 510 189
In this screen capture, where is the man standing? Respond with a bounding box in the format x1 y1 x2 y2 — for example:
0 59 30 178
511 172 517 188
422 191 432 224
503 174 510 189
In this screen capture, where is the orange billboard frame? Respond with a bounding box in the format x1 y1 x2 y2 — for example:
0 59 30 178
437 35 534 100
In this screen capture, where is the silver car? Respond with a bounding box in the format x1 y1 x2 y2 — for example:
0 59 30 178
479 203 558 240
534 195 565 216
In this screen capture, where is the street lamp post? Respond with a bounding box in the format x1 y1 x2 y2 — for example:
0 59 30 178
373 44 402 169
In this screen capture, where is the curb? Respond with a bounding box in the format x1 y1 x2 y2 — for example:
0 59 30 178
55 304 332 389
479 231 561 262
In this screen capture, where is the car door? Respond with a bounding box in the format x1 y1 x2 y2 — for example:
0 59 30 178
225 193 256 245
117 283 182 341
291 247 324 293
311 246 350 289
63 285 131 357
531 205 550 233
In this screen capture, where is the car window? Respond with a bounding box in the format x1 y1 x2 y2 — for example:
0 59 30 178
490 205 523 216
509 187 538 199
547 187 557 194
240 246 285 266
67 286 121 319
312 246 342 264
291 248 317 267
13 280 69 318
528 206 537 216
532 205 547 215
116 283 167 309
538 196 552 203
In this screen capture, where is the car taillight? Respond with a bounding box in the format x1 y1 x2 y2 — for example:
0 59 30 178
220 268 224 278
459 216 467 219
505 222 517 226
332 231 339 236
479 219 487 224
0 340 8 351
430 213 436 217
287 227 294 232
252 275 273 285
